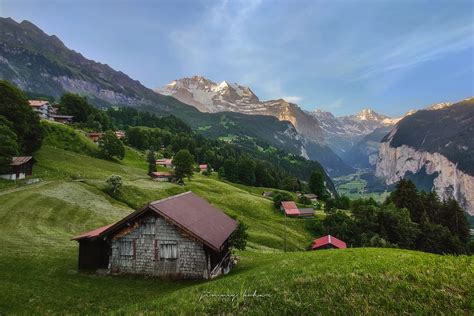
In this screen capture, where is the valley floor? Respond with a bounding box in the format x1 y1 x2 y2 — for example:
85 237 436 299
0 146 472 314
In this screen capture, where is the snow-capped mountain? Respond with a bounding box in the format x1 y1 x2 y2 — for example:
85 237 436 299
157 76 354 175
308 108 400 157
158 76 325 142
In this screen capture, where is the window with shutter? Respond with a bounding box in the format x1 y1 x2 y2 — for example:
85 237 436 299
159 241 178 261
120 240 134 258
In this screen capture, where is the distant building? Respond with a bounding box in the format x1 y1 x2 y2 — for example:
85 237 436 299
150 171 173 182
262 191 273 198
311 235 347 250
304 193 318 202
114 131 125 139
199 164 208 172
28 100 50 119
156 158 173 168
28 100 74 123
0 156 35 181
87 132 104 142
298 208 315 217
72 192 237 279
50 114 74 124
281 201 300 216
280 201 315 217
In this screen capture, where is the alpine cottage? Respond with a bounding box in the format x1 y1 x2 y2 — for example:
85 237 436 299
72 192 237 279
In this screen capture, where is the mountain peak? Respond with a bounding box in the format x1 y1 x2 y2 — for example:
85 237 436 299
355 108 387 121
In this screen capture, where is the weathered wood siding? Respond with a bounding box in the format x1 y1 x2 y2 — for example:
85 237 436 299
109 214 208 278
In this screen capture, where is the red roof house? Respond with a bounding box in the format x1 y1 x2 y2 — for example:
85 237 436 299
199 164 208 172
150 171 173 182
311 235 347 250
281 201 300 216
156 158 173 168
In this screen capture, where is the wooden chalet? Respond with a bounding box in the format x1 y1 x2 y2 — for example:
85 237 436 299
150 171 173 182
304 193 318 202
0 156 35 181
28 100 50 119
87 132 104 142
50 114 74 124
156 158 173 168
311 235 347 250
199 164 208 172
72 192 237 279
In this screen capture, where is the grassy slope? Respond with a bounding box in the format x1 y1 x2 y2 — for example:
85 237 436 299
0 124 472 314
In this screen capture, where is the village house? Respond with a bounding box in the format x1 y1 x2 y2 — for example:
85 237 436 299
281 201 300 216
304 193 318 202
156 158 173 168
281 201 315 217
311 235 347 250
72 192 237 279
262 191 273 198
0 156 35 180
199 164 208 173
150 171 173 182
87 132 104 142
28 100 51 119
114 131 126 139
49 114 74 124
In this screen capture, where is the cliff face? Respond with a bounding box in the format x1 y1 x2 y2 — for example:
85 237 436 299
376 143 474 215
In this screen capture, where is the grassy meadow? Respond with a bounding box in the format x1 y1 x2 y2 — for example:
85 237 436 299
0 122 472 314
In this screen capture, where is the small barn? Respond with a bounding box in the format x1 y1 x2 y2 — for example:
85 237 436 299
72 192 237 279
87 132 104 142
311 235 347 250
0 156 35 180
298 208 315 217
50 114 74 124
156 158 173 168
199 164 208 172
281 201 300 216
150 171 173 182
304 193 318 202
262 191 273 198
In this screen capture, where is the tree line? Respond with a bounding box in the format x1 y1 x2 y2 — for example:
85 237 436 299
310 179 473 255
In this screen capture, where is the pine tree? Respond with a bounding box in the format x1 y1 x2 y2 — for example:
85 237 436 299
147 148 157 175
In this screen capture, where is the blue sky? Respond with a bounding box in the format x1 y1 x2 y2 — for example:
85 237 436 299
2 0 473 116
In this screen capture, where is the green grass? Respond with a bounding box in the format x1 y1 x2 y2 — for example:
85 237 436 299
0 125 472 313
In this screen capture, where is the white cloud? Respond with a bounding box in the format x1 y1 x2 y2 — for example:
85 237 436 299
282 96 302 103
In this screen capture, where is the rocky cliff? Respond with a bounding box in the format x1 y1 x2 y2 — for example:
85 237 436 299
376 98 474 215
376 143 474 215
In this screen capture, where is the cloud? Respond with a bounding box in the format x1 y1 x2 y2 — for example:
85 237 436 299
282 96 302 103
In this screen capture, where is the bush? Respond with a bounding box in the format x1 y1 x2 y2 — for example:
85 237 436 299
229 220 248 251
99 131 125 160
106 175 122 194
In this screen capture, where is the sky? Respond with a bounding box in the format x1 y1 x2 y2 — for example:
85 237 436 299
1 0 473 116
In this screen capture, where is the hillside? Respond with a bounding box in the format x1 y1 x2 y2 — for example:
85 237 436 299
0 18 317 168
0 122 472 314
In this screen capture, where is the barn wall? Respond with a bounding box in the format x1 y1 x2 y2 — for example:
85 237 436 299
109 214 208 279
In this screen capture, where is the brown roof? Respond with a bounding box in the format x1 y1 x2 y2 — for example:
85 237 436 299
11 156 33 166
72 192 237 251
28 100 49 107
